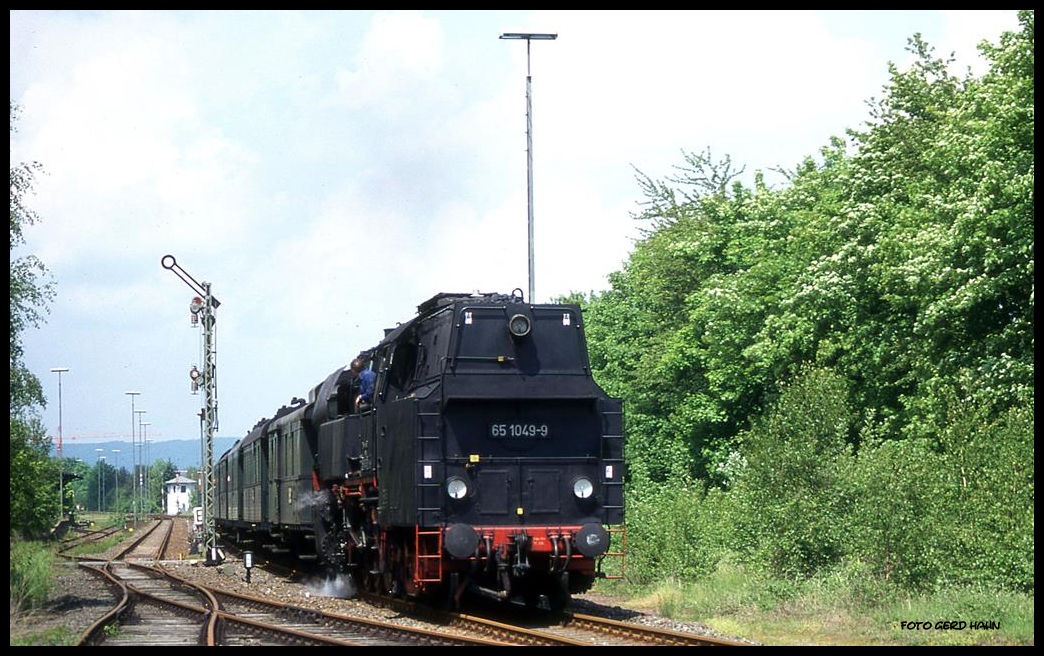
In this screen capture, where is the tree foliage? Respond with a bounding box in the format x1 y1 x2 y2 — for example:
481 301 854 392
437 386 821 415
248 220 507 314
10 102 58 537
575 12 1033 591
731 367 853 579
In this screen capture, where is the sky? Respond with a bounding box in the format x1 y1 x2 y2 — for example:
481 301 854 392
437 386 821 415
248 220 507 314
11 10 1021 448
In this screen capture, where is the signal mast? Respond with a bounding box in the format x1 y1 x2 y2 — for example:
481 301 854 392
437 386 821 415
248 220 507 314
161 254 221 563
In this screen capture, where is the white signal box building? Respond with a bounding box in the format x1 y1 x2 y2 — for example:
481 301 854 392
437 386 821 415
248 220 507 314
165 473 197 515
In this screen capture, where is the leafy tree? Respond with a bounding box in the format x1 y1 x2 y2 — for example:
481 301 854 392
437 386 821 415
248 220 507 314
935 402 1034 590
583 142 855 484
85 459 116 513
10 102 52 414
841 437 953 589
11 418 58 536
62 458 92 515
831 16 1034 438
10 102 57 536
148 459 178 512
575 12 1033 590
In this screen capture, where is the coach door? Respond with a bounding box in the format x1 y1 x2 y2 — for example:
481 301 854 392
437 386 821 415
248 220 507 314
267 428 282 526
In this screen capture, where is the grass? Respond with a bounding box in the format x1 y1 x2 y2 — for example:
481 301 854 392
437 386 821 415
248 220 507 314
62 531 129 558
10 626 80 646
10 525 140 647
872 586 1035 646
10 541 54 612
591 561 1034 646
62 516 139 558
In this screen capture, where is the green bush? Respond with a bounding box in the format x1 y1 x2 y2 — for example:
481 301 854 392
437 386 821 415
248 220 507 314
936 403 1034 591
840 400 1033 593
729 367 853 579
623 481 733 584
841 438 954 589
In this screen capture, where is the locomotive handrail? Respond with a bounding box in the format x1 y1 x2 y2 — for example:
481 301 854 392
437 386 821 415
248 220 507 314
452 354 517 362
443 456 599 464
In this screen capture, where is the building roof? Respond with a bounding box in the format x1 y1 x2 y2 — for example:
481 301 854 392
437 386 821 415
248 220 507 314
165 474 197 486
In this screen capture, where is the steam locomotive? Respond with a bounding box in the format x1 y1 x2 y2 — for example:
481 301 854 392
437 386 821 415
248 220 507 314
215 291 625 609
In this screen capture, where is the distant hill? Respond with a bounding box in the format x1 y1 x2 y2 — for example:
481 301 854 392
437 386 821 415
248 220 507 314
52 438 240 470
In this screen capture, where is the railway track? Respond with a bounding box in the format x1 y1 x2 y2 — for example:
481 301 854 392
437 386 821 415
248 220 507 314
210 586 502 646
90 562 504 646
361 591 748 646
58 523 124 552
73 518 504 646
76 518 210 645
97 562 212 645
206 542 748 646
541 611 749 646
66 519 747 646
216 542 743 645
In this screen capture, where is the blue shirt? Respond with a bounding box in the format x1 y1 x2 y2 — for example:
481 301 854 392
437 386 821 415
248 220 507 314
358 369 376 403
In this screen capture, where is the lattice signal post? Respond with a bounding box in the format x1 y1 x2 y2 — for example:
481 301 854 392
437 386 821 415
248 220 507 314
162 255 220 563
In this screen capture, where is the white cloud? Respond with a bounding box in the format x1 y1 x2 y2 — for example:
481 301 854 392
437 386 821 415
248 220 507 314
937 10 1021 75
332 11 446 111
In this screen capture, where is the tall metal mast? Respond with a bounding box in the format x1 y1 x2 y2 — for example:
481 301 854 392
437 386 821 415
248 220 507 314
500 32 557 303
51 367 69 520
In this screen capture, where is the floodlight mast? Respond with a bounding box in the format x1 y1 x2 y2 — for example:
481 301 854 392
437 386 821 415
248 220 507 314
125 391 140 522
161 254 219 563
500 32 557 303
51 367 69 521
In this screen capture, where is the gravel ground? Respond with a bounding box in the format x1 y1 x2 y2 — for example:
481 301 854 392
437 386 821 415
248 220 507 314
11 519 754 646
168 559 754 644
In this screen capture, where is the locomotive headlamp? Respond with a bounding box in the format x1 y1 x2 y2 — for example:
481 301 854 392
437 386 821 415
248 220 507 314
508 313 532 338
447 477 469 500
572 476 594 500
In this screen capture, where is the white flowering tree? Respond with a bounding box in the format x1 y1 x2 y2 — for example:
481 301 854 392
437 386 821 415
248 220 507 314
572 11 1033 589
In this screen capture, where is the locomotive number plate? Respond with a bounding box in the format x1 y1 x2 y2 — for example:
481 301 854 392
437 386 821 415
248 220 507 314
489 422 550 439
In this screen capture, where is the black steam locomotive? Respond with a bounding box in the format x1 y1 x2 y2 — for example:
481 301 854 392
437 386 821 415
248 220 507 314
215 291 625 609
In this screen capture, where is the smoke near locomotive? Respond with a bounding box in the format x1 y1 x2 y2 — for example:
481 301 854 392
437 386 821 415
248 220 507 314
215 291 626 609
